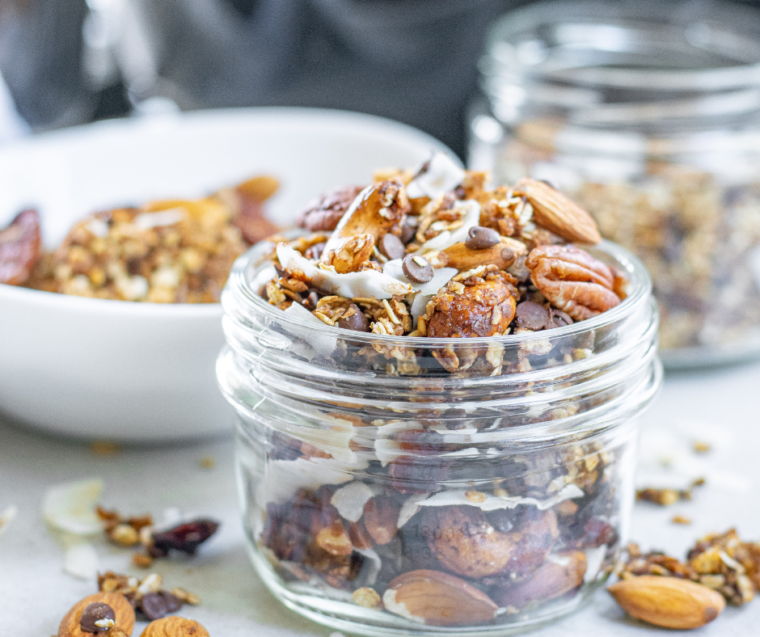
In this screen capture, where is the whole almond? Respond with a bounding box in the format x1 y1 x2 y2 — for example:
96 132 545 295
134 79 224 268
383 569 498 626
140 616 209 637
58 592 135 637
516 178 602 244
608 575 725 629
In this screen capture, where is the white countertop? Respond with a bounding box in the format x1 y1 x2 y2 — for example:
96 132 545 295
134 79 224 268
2 359 760 636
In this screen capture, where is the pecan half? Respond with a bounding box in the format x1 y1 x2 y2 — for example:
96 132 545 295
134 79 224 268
0 209 41 285
320 180 410 273
297 185 365 232
526 245 621 321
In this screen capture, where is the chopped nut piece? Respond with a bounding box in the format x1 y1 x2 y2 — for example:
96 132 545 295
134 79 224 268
693 441 711 454
352 587 382 609
672 515 693 525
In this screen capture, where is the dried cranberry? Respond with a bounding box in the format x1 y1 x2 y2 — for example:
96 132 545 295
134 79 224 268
151 519 219 555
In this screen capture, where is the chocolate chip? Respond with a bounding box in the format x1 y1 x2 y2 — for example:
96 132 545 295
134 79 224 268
337 303 369 332
378 233 406 260
465 226 500 250
80 602 115 633
400 220 416 245
515 301 549 330
547 308 573 329
304 242 325 260
139 592 180 621
402 254 434 283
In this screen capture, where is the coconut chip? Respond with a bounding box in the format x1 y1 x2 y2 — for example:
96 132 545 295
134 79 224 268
43 478 104 535
64 541 99 580
330 482 374 523
396 484 584 526
276 243 412 300
406 152 465 200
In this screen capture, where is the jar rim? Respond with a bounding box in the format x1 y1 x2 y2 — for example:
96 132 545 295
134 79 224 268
482 0 760 91
226 238 652 348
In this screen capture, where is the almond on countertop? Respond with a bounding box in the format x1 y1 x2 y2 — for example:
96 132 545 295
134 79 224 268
58 592 135 637
608 575 725 629
140 617 209 637
516 178 602 244
382 569 499 626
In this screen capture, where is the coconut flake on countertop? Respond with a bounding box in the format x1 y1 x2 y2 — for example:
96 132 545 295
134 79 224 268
64 542 99 580
331 482 374 523
283 303 337 358
406 152 465 200
403 484 584 519
256 457 355 507
416 199 481 254
134 208 185 230
277 243 412 299
42 478 104 535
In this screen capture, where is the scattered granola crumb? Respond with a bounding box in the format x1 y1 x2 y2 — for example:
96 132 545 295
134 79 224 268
618 529 760 607
636 479 706 506
132 553 154 569
98 571 201 619
91 441 121 456
672 515 692 525
199 456 216 469
693 441 711 454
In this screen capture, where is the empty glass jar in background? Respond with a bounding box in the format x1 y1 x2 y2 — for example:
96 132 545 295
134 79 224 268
218 237 660 636
470 0 760 367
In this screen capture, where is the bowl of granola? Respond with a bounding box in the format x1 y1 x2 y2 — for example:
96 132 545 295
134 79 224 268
0 108 452 441
218 155 662 634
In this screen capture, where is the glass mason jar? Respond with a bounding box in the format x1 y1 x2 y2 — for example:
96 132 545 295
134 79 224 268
217 236 660 636
470 0 760 367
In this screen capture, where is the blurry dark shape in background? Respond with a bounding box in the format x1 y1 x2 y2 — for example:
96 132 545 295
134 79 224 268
0 0 529 155
3 0 760 156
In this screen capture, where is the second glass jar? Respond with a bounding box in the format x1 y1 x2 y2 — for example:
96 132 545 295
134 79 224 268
470 0 760 367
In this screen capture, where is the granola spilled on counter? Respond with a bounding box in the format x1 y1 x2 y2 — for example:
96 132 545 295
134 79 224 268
262 153 625 373
616 529 760 608
0 175 279 303
246 154 635 627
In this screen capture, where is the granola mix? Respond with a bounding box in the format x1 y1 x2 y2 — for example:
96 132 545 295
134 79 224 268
0 175 279 303
225 154 657 629
261 152 627 369
496 123 760 353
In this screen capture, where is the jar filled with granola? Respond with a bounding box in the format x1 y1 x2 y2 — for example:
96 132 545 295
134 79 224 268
217 157 660 635
470 0 760 366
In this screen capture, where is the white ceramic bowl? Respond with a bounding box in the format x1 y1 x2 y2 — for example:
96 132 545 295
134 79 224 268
0 108 454 441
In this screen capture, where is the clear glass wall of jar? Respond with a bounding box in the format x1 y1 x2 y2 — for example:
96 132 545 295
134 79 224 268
217 237 660 636
470 0 760 367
